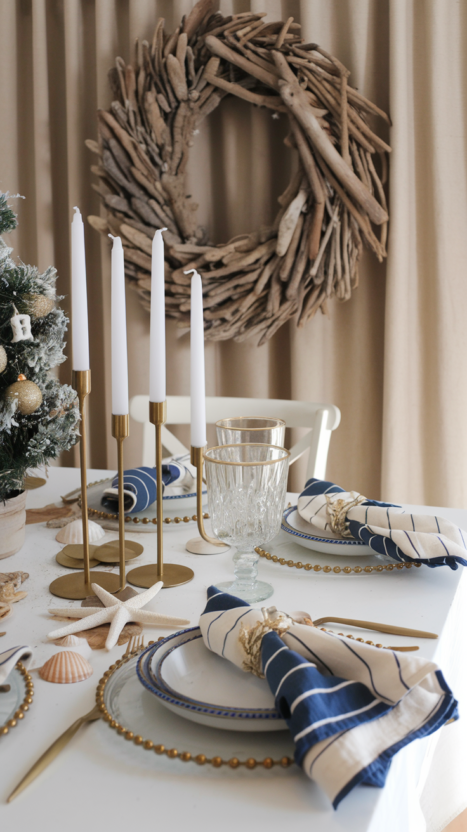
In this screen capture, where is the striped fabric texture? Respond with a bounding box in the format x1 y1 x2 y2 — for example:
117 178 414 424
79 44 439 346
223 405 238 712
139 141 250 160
102 454 195 514
0 646 32 684
298 479 467 569
200 587 458 809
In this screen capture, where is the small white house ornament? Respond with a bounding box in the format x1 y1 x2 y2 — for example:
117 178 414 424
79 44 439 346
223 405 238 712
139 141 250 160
10 310 33 343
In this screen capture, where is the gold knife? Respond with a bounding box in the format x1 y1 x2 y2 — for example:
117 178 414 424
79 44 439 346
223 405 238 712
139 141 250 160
7 704 101 803
313 616 438 639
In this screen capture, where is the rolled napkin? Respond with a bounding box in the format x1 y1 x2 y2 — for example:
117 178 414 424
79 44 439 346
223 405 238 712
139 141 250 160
298 478 467 570
0 646 33 684
200 587 457 809
102 453 196 514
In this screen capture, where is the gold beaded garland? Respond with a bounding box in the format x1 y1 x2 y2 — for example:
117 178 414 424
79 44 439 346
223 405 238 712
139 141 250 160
5 374 42 415
0 662 33 740
255 547 422 575
96 643 294 771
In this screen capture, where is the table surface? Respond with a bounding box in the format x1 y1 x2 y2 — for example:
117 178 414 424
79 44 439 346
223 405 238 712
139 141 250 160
1 467 465 832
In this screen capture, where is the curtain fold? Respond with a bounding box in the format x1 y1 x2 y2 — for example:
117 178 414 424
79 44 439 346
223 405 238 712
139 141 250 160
0 0 465 508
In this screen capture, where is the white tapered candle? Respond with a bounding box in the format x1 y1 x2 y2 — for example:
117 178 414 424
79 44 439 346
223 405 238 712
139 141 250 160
71 207 90 371
109 235 129 415
187 269 207 448
149 228 167 403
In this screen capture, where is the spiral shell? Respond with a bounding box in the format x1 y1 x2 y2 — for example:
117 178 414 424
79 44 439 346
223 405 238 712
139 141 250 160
55 519 105 544
39 651 93 684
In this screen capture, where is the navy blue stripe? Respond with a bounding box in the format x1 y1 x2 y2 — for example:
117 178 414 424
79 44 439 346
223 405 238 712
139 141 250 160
437 535 451 559
286 632 334 676
327 632 386 700
206 611 226 649
393 652 410 691
403 530 422 558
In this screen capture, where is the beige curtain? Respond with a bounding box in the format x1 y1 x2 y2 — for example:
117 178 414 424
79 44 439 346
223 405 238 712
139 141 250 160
0 0 465 508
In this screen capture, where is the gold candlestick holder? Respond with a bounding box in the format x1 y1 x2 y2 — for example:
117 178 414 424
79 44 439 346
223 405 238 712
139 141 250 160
185 446 230 555
112 414 129 591
50 370 121 600
127 401 194 588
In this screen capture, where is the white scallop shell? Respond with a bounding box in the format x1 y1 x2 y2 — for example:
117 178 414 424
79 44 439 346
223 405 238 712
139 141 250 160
55 519 105 544
39 651 93 684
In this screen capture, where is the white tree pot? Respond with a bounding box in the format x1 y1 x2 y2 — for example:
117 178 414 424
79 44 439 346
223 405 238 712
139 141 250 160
0 491 27 558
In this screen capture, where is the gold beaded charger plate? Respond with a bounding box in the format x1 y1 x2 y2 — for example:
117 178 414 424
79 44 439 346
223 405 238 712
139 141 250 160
282 505 373 556
0 662 33 740
98 648 295 773
85 478 208 533
137 628 286 732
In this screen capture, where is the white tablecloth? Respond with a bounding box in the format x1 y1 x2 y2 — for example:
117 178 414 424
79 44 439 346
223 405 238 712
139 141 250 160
0 467 466 832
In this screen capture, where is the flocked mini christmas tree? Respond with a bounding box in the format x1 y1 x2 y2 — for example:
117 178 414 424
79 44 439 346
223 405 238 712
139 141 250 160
0 192 79 501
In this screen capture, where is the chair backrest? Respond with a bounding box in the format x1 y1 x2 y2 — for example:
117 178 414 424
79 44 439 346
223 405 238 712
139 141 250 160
130 395 340 481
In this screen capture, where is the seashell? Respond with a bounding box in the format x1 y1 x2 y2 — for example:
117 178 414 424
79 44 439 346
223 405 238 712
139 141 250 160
39 651 93 684
55 519 105 544
53 634 92 658
55 634 88 648
0 571 28 587
289 610 313 625
0 602 11 622
52 621 143 651
0 582 27 604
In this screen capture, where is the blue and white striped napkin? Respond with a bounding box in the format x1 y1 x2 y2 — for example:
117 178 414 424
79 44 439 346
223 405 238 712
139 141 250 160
101 453 196 514
0 646 32 684
200 587 458 808
298 478 467 569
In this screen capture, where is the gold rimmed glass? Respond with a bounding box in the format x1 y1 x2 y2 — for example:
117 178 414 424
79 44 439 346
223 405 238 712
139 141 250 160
204 443 290 603
215 416 286 448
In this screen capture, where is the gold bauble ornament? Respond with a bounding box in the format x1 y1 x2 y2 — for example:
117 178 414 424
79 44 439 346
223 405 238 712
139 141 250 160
0 345 7 373
24 294 55 319
5 374 43 415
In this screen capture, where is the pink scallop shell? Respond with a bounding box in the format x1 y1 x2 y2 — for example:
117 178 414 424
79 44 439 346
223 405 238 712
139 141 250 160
39 650 93 684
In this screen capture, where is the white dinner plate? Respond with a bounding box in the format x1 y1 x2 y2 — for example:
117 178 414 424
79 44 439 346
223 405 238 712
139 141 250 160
137 628 287 732
281 505 373 556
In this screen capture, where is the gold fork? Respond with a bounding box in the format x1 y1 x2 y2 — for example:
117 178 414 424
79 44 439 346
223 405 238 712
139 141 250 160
8 635 144 803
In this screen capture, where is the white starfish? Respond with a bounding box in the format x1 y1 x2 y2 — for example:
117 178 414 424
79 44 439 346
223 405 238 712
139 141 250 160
47 582 190 650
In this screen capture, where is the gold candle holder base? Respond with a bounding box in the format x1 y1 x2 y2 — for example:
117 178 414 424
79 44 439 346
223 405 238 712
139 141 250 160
96 539 143 563
56 544 101 569
50 369 121 600
49 571 121 600
127 401 194 589
185 446 229 556
126 562 194 589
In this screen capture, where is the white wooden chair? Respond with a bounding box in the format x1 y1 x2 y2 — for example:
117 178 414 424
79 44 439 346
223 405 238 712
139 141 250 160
129 396 341 481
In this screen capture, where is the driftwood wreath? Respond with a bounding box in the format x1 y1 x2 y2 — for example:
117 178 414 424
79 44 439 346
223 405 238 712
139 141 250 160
87 0 390 345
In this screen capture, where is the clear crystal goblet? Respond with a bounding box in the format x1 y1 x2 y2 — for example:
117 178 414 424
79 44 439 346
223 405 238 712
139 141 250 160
216 416 286 448
204 443 290 603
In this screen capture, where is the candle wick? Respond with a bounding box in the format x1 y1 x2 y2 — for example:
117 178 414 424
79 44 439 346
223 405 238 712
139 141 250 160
156 227 168 235
73 206 80 215
184 269 198 276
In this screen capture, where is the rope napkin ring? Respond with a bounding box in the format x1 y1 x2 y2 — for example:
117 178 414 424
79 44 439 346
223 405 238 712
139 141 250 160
325 491 367 537
239 607 295 678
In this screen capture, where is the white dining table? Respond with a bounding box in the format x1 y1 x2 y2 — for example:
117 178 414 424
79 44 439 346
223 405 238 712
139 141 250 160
1 466 466 832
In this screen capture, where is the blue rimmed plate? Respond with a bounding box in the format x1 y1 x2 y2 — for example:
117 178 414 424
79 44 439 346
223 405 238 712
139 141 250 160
137 628 287 733
281 505 373 556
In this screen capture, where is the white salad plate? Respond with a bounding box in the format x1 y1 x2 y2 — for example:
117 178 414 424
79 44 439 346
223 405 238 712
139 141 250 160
137 628 287 733
281 505 373 556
